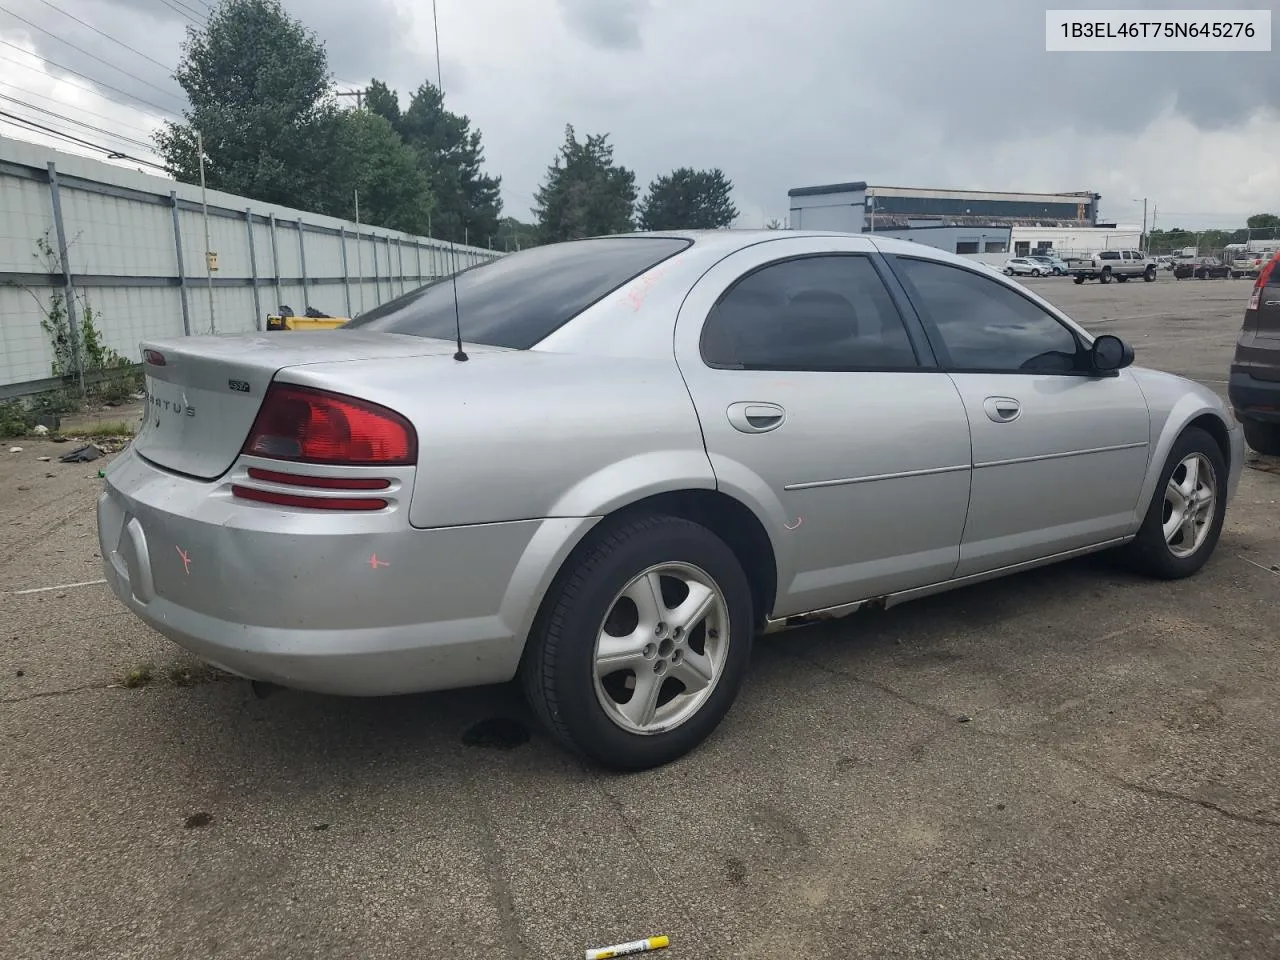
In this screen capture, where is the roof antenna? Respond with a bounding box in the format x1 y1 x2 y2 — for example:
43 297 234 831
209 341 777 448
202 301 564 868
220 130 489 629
432 0 467 361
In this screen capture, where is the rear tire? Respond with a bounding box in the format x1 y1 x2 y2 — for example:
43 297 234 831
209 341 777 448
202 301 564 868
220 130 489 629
521 514 754 771
1100 268 1112 284
1243 419 1280 456
1144 266 1157 281
1120 427 1227 580
1004 267 1015 276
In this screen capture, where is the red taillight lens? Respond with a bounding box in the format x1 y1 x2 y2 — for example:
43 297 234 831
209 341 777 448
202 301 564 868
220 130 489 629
242 384 417 466
1248 253 1280 311
245 467 390 490
144 349 166 366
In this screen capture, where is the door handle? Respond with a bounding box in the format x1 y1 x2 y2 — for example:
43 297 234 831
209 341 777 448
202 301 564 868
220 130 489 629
983 396 1021 423
726 401 786 434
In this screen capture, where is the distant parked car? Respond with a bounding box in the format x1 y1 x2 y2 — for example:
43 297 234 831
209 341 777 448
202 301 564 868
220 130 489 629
1003 257 1047 277
1229 249 1280 455
1174 257 1230 280
1231 251 1270 279
1072 250 1158 284
1027 254 1069 276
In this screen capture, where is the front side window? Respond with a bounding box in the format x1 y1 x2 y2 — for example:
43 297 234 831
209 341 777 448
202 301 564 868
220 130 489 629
894 258 1084 374
701 255 919 370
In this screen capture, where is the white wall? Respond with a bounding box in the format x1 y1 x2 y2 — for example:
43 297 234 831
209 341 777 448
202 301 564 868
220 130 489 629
788 187 866 232
1009 225 1141 256
0 138 500 391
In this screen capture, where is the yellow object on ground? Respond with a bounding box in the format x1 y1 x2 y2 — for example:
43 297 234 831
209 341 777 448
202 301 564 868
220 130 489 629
584 935 669 959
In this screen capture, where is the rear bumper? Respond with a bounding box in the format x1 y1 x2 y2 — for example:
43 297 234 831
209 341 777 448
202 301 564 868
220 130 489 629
1228 368 1280 424
97 447 596 696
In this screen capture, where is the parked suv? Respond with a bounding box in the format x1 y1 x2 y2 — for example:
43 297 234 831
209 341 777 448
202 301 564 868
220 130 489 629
1228 250 1280 455
1071 249 1157 284
1230 251 1270 280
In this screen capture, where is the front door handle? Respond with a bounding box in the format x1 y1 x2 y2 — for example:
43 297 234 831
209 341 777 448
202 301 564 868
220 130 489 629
726 401 786 434
983 396 1021 423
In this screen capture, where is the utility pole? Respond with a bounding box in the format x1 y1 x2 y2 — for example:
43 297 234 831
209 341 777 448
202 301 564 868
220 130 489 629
336 89 365 110
1141 197 1148 252
196 129 216 335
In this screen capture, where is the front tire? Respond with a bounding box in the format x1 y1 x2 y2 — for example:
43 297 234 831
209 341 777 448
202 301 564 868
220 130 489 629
522 514 754 770
1004 267 1015 275
1074 276 1085 284
1121 427 1227 580
1243 419 1280 456
1144 266 1157 281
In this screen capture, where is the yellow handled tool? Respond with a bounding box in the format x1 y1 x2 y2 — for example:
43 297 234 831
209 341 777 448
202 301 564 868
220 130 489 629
584 935 669 959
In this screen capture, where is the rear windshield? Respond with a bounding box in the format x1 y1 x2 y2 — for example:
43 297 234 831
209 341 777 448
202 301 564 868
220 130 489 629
343 236 692 348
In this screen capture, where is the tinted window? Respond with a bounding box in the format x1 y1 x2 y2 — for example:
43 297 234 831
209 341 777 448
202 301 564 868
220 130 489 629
1099 251 1120 261
343 237 691 349
701 255 919 370
895 258 1083 373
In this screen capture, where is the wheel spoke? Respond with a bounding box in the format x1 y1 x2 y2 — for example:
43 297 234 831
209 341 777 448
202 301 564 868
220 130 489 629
596 631 649 675
1165 476 1188 512
671 581 716 634
1162 504 1184 543
671 649 715 694
623 571 667 630
620 668 664 727
1177 456 1200 499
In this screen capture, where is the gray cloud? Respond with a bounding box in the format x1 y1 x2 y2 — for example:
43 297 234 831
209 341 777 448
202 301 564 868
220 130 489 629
557 0 650 50
4 0 1278 230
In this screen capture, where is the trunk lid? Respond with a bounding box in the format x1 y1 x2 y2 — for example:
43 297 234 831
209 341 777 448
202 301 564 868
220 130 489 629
133 331 466 479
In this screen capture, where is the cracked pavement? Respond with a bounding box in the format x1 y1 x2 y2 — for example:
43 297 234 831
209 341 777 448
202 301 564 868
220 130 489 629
2 276 1279 960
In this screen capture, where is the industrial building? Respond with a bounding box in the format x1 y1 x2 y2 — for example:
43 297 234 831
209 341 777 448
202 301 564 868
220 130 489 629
786 181 1139 260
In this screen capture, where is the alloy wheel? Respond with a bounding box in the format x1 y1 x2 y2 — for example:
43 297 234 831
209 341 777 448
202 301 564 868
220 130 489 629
1162 453 1217 559
593 562 731 735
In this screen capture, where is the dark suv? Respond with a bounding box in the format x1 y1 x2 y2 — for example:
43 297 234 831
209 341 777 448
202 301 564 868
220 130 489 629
1228 250 1280 455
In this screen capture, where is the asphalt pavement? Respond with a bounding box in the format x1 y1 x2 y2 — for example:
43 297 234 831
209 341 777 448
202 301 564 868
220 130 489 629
2 273 1278 960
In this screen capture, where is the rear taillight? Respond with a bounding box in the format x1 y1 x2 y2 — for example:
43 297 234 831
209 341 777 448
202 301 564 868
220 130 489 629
143 349 166 366
241 383 417 466
1248 252 1280 311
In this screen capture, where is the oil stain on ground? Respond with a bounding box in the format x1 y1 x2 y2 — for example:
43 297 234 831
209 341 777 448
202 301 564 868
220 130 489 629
461 717 530 750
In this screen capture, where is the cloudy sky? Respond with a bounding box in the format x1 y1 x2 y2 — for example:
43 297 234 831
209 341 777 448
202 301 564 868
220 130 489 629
0 0 1277 232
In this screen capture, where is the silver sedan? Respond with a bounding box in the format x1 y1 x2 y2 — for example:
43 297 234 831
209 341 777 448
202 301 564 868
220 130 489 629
98 230 1245 770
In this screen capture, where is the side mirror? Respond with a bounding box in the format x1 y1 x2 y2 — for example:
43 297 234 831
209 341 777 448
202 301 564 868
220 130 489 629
1090 334 1134 373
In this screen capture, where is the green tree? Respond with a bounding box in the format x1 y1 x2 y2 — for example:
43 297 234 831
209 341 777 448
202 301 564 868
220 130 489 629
372 80 503 246
534 124 637 243
495 216 541 251
637 167 738 230
1246 213 1279 240
325 110 433 235
156 0 335 209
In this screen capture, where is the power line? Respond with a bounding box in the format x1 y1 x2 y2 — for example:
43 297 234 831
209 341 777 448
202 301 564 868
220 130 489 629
0 78 162 138
28 0 177 72
0 109 166 169
0 42 181 119
0 92 160 152
0 4 186 106
157 0 206 26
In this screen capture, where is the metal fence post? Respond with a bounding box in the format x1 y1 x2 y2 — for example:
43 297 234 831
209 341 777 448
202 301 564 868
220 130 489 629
296 218 309 311
339 225 352 317
396 237 405 297
45 162 87 394
268 213 281 311
245 208 262 330
415 241 423 284
169 189 192 337
372 235 381 305
388 235 396 295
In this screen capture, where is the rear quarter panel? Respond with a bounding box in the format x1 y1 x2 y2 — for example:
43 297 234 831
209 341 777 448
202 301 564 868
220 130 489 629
275 351 716 529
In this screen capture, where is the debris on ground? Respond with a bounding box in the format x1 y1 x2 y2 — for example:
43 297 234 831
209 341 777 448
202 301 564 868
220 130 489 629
31 424 48 436
8 446 21 453
37 456 50 462
58 443 104 463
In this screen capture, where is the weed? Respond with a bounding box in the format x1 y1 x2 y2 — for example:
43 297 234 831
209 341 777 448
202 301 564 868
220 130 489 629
120 663 155 689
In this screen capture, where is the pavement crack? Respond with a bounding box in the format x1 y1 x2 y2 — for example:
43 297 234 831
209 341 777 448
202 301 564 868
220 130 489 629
786 649 1280 831
1 681 110 703
463 772 533 959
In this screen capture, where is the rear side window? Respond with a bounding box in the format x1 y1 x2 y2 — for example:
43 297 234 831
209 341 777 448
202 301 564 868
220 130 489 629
344 237 691 349
1099 251 1120 261
700 255 920 370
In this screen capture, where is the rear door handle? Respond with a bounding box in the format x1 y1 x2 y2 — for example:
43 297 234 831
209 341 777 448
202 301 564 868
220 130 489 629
983 396 1021 423
726 401 786 434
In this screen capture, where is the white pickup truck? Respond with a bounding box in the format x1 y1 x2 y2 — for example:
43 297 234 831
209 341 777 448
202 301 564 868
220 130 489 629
1071 249 1158 284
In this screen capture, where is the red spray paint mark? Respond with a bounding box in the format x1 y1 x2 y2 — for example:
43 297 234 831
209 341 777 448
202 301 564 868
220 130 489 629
175 545 192 574
368 554 390 569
